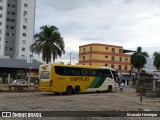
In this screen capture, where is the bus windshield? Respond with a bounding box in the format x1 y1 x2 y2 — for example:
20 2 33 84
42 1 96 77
39 71 50 79
111 70 119 83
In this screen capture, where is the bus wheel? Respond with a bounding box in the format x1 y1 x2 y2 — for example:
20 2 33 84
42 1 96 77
55 92 59 95
66 86 73 95
108 85 112 92
74 85 80 94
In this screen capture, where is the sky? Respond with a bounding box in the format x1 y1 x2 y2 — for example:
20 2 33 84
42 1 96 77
35 0 160 64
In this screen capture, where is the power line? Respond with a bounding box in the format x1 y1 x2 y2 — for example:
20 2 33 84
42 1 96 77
58 52 79 64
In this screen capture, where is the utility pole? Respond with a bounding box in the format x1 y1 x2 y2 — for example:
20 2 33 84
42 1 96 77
70 53 71 65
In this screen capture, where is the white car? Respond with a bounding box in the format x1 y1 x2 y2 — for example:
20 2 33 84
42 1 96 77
11 79 28 85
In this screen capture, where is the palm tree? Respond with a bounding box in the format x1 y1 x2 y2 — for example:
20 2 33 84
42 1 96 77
131 46 149 91
30 25 65 63
153 52 160 71
131 46 149 72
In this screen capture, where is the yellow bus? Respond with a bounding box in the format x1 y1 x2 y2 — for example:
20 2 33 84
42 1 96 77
39 64 119 95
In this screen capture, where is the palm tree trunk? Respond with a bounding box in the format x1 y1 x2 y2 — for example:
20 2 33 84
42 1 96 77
136 69 140 92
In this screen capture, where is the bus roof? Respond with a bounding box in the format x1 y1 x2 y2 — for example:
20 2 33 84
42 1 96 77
40 64 116 71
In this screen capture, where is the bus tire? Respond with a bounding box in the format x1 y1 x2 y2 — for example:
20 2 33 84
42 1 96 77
74 85 80 94
55 92 59 95
66 86 73 95
108 85 112 92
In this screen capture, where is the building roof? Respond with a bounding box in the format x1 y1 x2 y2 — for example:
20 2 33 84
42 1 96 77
0 59 43 69
123 49 135 53
79 43 123 48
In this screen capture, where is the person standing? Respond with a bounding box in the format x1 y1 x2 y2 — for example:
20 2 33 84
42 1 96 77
120 82 124 93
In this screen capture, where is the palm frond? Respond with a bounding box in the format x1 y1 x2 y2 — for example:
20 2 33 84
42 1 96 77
30 25 65 63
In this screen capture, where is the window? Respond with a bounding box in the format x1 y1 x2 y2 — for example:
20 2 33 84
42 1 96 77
23 11 27 16
105 56 108 58
0 22 2 25
11 26 14 29
119 57 122 62
119 65 121 70
105 64 108 66
0 14 2 18
0 37 1 41
8 4 10 7
0 6 3 10
112 48 115 53
7 18 10 21
119 49 123 54
0 29 1 34
23 18 27 23
125 66 128 70
12 5 15 8
6 41 8 43
83 56 85 61
11 19 15 22
54 66 113 78
23 25 27 30
0 0 3 2
89 55 92 60
125 58 128 62
11 12 15 15
22 47 25 51
24 3 28 7
6 33 9 36
111 65 114 69
105 47 108 50
89 47 92 52
10 48 12 51
83 48 85 52
0 45 1 49
22 40 26 44
112 56 115 61
22 33 26 37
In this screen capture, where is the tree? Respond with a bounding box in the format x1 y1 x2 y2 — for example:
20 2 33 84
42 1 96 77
153 52 160 71
131 46 149 72
131 46 149 91
30 25 65 63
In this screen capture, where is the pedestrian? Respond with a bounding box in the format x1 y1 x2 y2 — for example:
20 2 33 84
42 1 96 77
120 82 124 93
118 80 122 88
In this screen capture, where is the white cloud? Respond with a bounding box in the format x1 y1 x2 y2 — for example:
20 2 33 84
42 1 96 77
35 0 160 63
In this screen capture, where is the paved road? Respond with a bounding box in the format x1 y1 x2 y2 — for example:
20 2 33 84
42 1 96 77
0 88 160 120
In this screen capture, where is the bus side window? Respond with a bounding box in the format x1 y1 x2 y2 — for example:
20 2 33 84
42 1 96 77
76 69 80 76
90 69 96 76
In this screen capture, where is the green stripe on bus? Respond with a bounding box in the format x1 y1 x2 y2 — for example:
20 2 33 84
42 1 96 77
88 77 101 88
94 77 106 88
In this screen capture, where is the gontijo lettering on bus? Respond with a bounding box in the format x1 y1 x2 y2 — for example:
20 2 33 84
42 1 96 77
70 77 89 81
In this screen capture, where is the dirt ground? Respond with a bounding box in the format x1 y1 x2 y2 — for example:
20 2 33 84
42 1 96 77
0 87 160 120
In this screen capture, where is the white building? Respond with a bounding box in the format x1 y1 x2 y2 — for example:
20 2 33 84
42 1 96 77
0 0 36 60
144 57 155 71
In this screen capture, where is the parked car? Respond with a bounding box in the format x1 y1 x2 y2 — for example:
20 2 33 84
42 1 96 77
11 79 28 85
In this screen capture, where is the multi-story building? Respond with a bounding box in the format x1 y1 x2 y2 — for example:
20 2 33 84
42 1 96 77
79 43 132 73
0 0 36 59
